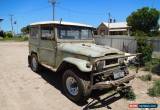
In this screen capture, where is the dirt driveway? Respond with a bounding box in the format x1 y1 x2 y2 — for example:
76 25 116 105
0 42 159 110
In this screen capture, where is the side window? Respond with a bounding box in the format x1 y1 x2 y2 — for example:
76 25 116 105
41 25 54 40
30 27 39 39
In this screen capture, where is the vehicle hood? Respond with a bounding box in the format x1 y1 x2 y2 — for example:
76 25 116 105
58 43 123 58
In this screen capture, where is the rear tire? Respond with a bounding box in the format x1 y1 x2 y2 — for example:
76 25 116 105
30 54 39 72
62 69 92 102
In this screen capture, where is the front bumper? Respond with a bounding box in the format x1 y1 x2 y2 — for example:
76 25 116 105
92 73 135 89
89 53 140 90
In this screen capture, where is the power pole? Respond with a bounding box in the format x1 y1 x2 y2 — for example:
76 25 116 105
49 0 56 21
14 21 18 34
10 15 14 35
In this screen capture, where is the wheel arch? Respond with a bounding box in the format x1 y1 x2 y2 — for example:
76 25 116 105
57 57 92 73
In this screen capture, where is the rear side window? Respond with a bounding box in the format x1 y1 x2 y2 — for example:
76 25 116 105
30 27 39 39
41 25 54 40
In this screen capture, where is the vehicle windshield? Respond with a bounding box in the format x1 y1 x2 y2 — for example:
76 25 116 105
58 26 93 40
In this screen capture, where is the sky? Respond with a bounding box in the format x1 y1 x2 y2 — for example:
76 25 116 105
0 0 160 33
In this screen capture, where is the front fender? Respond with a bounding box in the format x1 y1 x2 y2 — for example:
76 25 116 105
63 57 92 72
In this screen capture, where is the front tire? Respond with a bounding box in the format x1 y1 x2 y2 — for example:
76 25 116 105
62 69 91 102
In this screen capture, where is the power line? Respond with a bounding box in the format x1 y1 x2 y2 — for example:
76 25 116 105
151 0 155 8
57 5 105 15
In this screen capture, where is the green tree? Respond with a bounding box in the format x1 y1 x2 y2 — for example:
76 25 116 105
136 36 153 65
21 26 29 34
127 7 160 36
0 31 5 38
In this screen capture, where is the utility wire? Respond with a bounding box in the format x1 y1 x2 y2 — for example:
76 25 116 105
57 5 105 15
151 0 155 8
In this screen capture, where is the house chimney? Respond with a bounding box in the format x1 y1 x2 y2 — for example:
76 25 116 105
113 19 116 23
109 19 112 23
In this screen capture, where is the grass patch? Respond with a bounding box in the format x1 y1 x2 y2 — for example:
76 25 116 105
148 80 160 97
139 74 152 81
0 36 28 42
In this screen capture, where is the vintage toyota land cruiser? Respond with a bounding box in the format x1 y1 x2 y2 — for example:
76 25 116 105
28 21 138 102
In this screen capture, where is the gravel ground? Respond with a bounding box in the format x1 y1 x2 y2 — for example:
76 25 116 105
0 42 159 110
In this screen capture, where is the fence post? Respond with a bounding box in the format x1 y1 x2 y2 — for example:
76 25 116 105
110 38 113 47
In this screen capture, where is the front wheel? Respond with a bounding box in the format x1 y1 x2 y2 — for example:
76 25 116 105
62 69 91 102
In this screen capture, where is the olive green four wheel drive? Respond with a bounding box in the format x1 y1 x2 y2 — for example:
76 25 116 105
28 21 138 102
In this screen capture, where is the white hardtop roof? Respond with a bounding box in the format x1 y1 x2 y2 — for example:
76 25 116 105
30 21 93 28
102 22 130 29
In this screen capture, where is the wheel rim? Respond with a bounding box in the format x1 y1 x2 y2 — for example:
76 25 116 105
66 76 79 96
32 57 37 71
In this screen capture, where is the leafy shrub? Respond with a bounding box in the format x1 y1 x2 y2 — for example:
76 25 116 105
23 36 28 41
2 36 28 41
122 88 136 100
148 80 160 97
136 36 153 66
144 58 160 74
139 74 152 81
151 64 160 75
5 32 13 38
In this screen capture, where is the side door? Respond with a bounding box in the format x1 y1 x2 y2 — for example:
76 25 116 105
39 25 56 67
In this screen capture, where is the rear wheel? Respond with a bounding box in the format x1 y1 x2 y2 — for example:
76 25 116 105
62 69 91 102
30 54 39 72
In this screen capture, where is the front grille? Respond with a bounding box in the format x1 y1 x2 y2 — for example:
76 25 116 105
105 58 118 66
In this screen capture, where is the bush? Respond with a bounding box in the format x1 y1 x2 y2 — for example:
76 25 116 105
148 80 160 97
144 58 160 74
136 36 153 66
139 74 152 81
2 35 28 42
122 88 136 100
23 36 28 41
5 32 13 38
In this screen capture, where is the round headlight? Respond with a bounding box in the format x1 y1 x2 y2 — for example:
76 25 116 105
86 63 92 68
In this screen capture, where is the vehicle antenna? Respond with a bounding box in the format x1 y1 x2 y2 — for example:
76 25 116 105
60 18 62 24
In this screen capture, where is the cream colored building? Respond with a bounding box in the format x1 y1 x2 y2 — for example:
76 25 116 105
97 22 131 36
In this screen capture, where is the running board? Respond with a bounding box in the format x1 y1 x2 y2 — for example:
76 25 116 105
41 63 57 72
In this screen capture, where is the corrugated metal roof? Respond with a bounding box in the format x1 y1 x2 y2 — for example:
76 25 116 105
30 21 93 28
102 22 130 29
